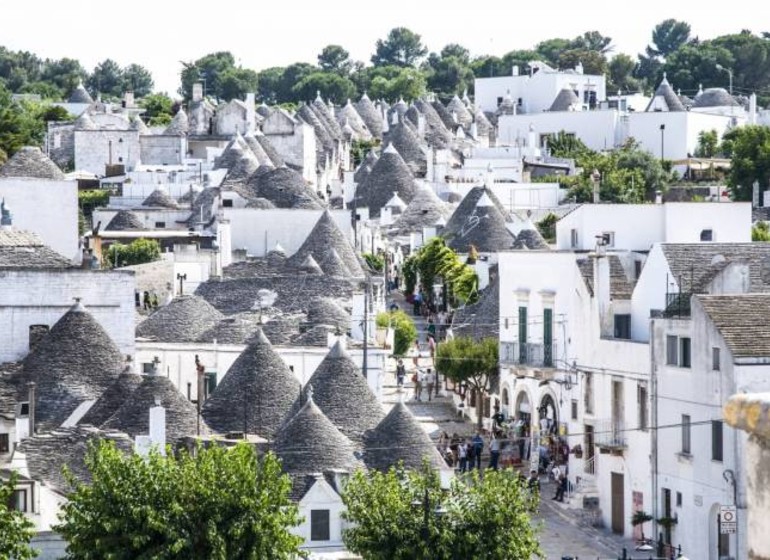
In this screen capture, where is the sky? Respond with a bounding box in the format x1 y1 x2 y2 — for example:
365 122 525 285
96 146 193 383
2 1 764 96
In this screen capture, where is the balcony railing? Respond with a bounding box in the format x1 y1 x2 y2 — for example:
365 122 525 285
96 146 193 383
593 419 627 449
500 341 556 368
664 292 692 318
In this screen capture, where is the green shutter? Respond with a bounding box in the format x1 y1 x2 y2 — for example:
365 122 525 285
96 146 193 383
518 306 527 363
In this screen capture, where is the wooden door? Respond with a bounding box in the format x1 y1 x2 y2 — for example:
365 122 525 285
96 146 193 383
611 472 624 534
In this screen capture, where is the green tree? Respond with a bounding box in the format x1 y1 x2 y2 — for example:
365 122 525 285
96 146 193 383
535 38 574 67
318 45 352 75
122 63 154 97
662 42 733 94
573 30 614 54
722 125 770 201
41 57 87 98
140 93 175 126
376 309 417 356
218 67 259 102
0 472 37 560
256 67 284 105
0 86 57 156
413 237 477 306
695 129 719 158
752 221 770 241
342 465 541 560
608 53 641 93
470 55 505 78
558 49 608 76
179 51 255 102
649 19 692 58
435 337 498 430
56 441 303 560
105 238 161 268
292 72 357 105
87 59 124 98
424 54 475 100
371 27 428 68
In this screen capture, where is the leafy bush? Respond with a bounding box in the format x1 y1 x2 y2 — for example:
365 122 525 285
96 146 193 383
376 310 416 356
363 252 385 272
104 238 161 268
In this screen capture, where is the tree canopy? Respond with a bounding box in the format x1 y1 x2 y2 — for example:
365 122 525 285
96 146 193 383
342 465 541 560
0 473 37 560
371 27 428 68
56 440 303 560
721 125 770 201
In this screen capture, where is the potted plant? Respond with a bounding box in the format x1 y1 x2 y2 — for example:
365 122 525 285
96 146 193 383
657 515 678 530
632 510 654 544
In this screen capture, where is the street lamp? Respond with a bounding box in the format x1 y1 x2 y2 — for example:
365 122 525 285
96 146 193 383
176 272 187 295
715 64 733 96
411 487 447 554
659 124 666 165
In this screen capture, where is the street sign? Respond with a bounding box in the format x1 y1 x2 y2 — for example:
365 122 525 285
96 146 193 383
720 505 737 534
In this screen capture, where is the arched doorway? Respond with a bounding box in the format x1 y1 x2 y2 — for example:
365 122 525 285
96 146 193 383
538 393 558 436
512 390 533 463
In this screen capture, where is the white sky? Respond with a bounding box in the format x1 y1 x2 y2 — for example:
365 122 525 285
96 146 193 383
1 0 763 95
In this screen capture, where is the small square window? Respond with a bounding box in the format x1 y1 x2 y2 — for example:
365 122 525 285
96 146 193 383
571 399 578 421
222 199 234 208
155 221 166 229
666 335 678 366
601 231 615 247
142 363 155 374
10 489 27 512
700 229 714 242
614 314 631 339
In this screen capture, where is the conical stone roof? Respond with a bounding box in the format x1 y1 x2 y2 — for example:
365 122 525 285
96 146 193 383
273 396 363 474
383 122 427 176
142 188 179 209
79 371 144 427
431 100 457 130
164 107 189 135
414 99 452 149
202 329 301 438
68 83 93 104
130 117 150 134
447 95 473 128
245 166 323 209
74 112 98 131
356 145 417 218
446 198 514 253
0 147 65 180
354 93 384 139
353 150 378 185
336 100 371 140
105 210 144 231
315 248 350 278
297 104 336 159
549 88 581 112
645 75 685 112
513 223 551 250
444 187 509 238
214 136 249 170
389 184 451 236
298 254 323 275
136 295 224 343
306 298 349 331
287 211 364 277
693 87 740 108
311 96 343 140
222 149 260 198
301 341 384 442
473 108 493 137
23 301 125 429
243 133 274 167
103 373 208 442
196 316 262 345
453 269 500 340
364 402 446 471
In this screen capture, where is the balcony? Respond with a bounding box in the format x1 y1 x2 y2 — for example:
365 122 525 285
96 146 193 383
500 341 556 368
593 419 627 450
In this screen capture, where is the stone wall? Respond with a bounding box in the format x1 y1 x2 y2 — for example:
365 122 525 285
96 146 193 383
74 130 141 175
46 122 75 169
139 135 187 165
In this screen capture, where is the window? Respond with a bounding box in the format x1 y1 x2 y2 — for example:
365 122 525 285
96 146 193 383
666 335 678 365
570 229 578 248
571 399 578 421
681 414 691 455
154 221 166 229
700 229 714 242
16 402 29 417
10 489 27 512
634 260 642 280
712 347 721 371
584 372 594 415
543 308 553 367
637 385 648 431
0 433 9 453
712 420 723 462
142 363 155 374
679 337 691 368
496 96 503 107
601 231 615 247
676 492 682 507
222 199 234 208
310 509 330 541
614 314 631 339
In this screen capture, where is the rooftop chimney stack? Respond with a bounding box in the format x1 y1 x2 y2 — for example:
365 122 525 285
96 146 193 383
512 65 519 76
27 382 36 437
192 82 203 103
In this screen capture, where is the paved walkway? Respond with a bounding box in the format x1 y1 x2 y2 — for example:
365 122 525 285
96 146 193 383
382 289 640 559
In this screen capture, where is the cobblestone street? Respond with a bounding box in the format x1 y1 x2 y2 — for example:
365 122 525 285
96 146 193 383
382 291 639 559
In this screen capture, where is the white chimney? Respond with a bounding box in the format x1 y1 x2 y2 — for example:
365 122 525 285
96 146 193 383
655 190 663 204
390 111 399 125
192 82 203 103
123 91 135 108
245 93 256 134
149 403 166 454
512 65 519 76
593 254 611 336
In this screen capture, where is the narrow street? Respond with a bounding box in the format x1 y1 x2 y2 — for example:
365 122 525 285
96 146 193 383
381 290 639 560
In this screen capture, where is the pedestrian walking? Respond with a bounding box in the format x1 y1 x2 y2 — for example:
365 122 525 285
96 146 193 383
489 434 501 470
418 369 429 401
410 341 420 368
457 441 468 473
426 368 435 401
396 359 406 389
412 369 422 401
554 472 568 502
466 438 476 471
471 433 484 470
528 469 541 493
